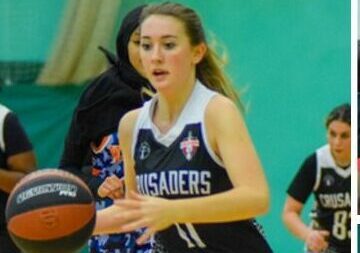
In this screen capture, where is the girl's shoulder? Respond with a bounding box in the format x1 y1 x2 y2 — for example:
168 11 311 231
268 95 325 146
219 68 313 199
119 108 141 133
205 94 241 120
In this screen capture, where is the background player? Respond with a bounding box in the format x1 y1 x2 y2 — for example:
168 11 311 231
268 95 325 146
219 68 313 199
0 103 36 253
282 104 350 253
59 5 154 253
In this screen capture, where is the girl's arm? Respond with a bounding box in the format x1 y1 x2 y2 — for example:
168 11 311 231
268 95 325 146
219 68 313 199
282 196 309 241
119 109 140 196
282 195 329 252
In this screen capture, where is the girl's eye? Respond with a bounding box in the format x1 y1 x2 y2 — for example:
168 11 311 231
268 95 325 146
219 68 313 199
329 131 336 138
341 133 350 139
141 43 152 50
133 40 140 46
164 42 176 49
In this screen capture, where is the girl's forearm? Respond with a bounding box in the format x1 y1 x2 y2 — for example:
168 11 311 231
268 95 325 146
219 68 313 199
283 212 310 241
171 186 269 224
93 205 123 235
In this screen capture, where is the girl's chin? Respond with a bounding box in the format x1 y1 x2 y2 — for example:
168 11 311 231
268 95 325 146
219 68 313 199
151 81 170 91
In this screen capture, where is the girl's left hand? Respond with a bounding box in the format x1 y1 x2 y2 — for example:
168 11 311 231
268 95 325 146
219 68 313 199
115 191 174 244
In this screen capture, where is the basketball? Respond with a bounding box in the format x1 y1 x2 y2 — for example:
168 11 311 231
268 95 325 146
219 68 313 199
5 169 96 253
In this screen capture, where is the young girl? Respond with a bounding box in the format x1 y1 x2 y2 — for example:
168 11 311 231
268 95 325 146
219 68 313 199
94 3 272 252
283 104 350 253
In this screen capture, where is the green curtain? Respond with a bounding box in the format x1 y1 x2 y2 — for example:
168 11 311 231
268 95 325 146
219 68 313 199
0 84 83 168
37 0 122 85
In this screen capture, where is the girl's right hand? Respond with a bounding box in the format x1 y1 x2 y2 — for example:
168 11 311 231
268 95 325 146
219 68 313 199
305 229 329 253
98 175 124 200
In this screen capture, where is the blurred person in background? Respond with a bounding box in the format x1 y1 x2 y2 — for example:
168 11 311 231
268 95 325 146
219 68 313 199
0 103 36 253
59 5 157 253
283 104 350 253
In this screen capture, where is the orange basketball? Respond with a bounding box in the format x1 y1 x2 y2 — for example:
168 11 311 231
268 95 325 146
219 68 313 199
5 169 96 253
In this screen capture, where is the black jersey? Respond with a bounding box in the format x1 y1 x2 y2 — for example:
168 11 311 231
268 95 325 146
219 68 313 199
132 81 272 253
287 145 350 253
0 105 33 253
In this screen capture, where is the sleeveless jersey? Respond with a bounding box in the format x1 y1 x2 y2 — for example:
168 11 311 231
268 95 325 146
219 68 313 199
288 145 350 253
311 145 350 252
132 81 272 253
89 132 152 253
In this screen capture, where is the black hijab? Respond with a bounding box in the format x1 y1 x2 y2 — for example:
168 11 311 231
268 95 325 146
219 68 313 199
75 5 150 141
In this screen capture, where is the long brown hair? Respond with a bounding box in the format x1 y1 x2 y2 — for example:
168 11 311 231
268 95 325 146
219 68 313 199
139 2 240 105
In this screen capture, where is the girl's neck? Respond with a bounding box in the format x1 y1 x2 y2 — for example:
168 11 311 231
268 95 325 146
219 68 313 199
153 77 196 134
334 159 350 169
332 153 350 169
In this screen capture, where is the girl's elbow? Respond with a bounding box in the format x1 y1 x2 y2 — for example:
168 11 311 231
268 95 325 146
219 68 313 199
282 211 289 226
258 191 270 214
282 208 300 226
250 188 269 215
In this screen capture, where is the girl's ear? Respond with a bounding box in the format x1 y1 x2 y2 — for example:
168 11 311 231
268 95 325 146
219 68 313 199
192 42 207 64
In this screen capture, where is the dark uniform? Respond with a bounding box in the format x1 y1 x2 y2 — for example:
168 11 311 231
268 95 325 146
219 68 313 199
132 81 272 253
0 105 33 253
287 145 350 253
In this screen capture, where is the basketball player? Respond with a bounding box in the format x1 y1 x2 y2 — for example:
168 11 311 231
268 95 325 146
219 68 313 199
282 104 350 253
59 5 154 253
94 3 272 252
0 103 36 253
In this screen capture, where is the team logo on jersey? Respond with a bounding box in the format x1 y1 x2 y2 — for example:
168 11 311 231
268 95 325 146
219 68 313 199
138 141 151 160
323 174 335 187
180 131 200 161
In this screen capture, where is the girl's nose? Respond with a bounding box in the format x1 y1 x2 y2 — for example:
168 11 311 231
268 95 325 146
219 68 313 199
151 45 163 63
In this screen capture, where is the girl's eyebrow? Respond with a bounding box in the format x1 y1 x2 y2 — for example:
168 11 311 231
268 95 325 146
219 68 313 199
141 35 178 40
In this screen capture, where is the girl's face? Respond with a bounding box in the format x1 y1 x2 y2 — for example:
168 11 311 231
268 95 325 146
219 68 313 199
139 15 205 93
327 120 351 166
128 28 146 77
